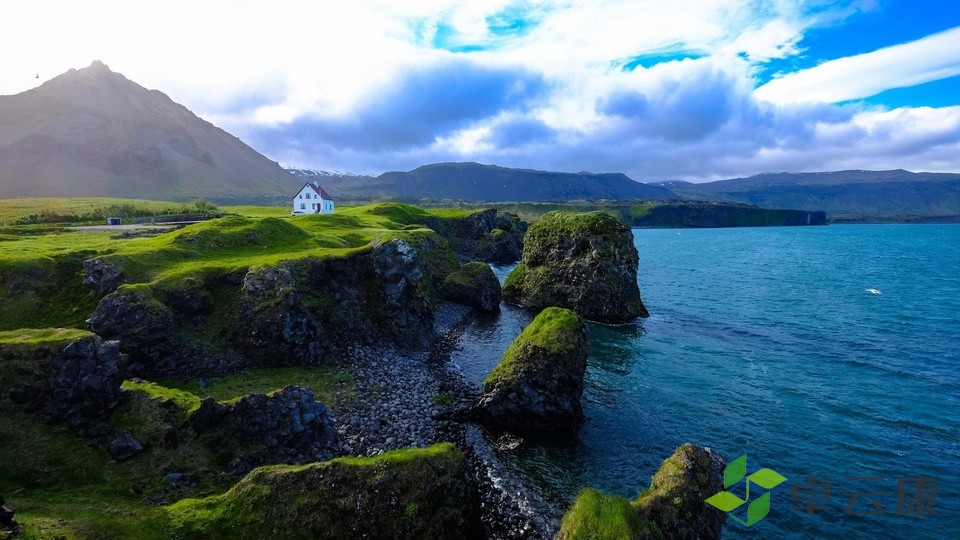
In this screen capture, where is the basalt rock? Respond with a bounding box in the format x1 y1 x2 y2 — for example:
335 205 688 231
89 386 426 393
82 257 125 299
439 262 502 313
87 288 184 376
476 307 588 435
557 443 726 540
423 208 527 264
503 211 648 323
43 336 127 430
6 335 127 432
479 226 524 264
224 386 338 453
108 430 145 461
188 386 339 464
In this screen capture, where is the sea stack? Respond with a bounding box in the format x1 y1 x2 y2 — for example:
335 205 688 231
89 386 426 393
476 307 588 435
502 211 648 323
558 443 727 540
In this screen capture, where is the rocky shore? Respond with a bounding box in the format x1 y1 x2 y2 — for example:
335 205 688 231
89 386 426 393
329 301 555 539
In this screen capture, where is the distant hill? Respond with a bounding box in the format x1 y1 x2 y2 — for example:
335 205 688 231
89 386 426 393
661 170 960 217
290 162 678 202
0 61 298 200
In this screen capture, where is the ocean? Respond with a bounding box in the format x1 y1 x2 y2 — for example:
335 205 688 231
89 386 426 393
451 224 960 539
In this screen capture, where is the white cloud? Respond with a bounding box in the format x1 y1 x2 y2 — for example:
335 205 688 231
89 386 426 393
755 25 960 104
1 1 958 179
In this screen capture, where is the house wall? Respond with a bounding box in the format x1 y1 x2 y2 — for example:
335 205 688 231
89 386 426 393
292 186 335 215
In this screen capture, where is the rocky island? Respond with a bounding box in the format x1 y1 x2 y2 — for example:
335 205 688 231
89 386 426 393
476 307 588 435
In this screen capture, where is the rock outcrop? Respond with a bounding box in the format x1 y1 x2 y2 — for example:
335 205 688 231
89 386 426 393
188 386 339 465
557 443 726 540
8 335 127 434
503 211 648 323
476 307 588 435
108 431 145 461
168 443 480 539
88 234 458 380
439 262 502 312
82 257 125 299
206 386 340 459
422 208 526 263
86 288 185 376
44 336 127 429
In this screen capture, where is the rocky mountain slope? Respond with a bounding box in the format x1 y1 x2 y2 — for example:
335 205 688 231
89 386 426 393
0 61 297 200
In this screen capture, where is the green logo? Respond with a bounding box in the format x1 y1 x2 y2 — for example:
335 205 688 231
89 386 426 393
705 454 787 526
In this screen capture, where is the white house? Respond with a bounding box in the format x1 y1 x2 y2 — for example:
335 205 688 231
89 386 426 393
292 182 335 215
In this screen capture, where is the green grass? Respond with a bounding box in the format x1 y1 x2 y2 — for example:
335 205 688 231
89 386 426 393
220 205 290 218
0 327 91 346
430 393 453 407
484 306 583 386
557 488 641 540
0 202 480 331
163 365 354 409
0 403 180 540
558 444 724 540
0 249 99 330
0 197 218 226
120 379 203 417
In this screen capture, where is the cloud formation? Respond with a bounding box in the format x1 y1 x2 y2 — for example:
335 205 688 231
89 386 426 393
755 25 960 104
2 1 959 180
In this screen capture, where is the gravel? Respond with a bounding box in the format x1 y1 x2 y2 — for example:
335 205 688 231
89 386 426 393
328 301 555 539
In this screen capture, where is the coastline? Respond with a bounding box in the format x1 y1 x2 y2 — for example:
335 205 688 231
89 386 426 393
328 300 555 539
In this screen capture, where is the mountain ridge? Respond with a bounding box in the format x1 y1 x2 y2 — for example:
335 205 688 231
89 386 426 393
662 169 960 216
289 162 678 202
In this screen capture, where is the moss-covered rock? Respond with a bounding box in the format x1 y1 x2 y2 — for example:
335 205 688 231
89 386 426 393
558 488 641 540
502 211 648 323
4 335 127 436
167 442 479 539
88 233 459 380
439 262 502 312
557 443 726 540
416 208 526 264
476 307 588 435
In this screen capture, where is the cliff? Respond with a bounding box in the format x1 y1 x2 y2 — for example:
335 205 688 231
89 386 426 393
629 200 826 227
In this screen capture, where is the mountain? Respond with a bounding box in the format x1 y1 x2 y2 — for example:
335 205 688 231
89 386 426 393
290 162 678 202
0 61 298 200
663 170 960 217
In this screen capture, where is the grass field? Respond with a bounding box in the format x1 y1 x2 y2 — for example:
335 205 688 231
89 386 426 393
0 197 218 226
0 201 475 331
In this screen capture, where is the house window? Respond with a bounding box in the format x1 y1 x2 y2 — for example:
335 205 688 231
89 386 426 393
298 194 302 199
300 203 305 210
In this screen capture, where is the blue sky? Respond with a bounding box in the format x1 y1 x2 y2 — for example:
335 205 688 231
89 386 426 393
2 0 960 181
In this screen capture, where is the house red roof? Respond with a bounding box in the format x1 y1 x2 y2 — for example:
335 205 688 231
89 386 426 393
296 182 333 200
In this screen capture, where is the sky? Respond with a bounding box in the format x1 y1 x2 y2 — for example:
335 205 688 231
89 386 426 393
2 0 960 182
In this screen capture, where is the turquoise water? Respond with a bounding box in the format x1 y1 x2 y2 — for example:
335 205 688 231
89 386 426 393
452 224 960 538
